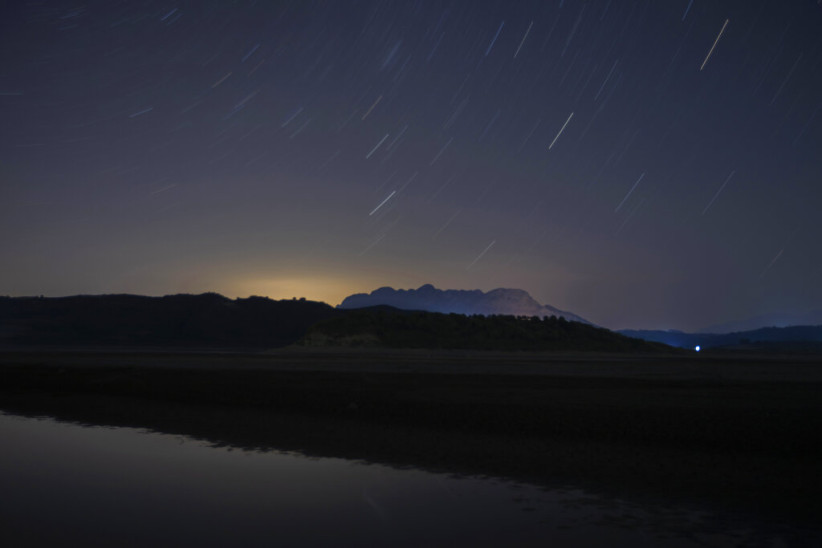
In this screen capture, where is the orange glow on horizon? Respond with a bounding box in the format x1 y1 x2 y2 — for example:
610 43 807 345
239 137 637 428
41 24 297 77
227 277 358 306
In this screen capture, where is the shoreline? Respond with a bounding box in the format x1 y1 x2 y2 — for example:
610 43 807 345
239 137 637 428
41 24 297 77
2 349 821 531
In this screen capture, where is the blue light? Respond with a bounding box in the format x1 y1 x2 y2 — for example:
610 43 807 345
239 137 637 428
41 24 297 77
695 345 701 352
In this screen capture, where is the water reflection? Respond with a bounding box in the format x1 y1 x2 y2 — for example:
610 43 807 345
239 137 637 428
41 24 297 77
0 413 812 547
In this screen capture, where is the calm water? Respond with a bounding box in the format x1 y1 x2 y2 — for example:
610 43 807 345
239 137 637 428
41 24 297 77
0 412 806 547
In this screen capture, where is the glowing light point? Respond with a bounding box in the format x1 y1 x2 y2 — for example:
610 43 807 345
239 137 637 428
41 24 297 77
695 345 701 352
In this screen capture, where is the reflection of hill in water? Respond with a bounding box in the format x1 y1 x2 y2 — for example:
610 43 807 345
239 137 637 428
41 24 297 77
7 412 811 548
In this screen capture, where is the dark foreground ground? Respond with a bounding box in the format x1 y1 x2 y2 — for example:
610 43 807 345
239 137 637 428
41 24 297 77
1 348 821 534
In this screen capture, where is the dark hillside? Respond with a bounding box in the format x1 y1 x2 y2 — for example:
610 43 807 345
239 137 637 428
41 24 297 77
302 307 676 352
0 294 339 349
2 294 675 353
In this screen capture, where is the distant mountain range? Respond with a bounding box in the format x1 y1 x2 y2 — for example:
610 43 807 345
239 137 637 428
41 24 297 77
338 284 591 324
619 325 822 352
697 310 822 334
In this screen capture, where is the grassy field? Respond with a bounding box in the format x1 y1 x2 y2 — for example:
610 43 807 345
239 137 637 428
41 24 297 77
1 348 821 530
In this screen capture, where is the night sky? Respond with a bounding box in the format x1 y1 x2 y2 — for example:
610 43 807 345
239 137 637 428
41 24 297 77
2 1 821 331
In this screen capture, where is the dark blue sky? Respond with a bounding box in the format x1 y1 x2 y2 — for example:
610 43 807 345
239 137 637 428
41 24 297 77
2 1 821 330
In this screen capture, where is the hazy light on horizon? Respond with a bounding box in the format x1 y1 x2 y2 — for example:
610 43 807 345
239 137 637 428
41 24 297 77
1 1 820 332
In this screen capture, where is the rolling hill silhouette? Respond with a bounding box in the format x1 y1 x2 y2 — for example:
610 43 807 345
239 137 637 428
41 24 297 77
0 292 671 352
0 293 338 349
303 307 672 352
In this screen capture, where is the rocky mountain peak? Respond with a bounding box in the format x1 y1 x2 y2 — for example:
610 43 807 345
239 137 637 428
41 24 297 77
338 285 591 324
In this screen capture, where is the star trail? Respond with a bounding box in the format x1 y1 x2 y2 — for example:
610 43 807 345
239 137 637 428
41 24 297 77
1 1 821 330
